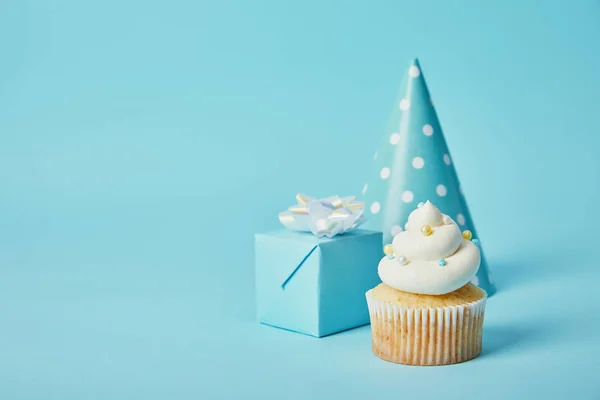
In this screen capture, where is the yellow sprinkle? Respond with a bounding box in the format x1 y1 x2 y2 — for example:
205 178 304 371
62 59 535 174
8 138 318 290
383 244 394 255
421 225 433 236
462 230 473 240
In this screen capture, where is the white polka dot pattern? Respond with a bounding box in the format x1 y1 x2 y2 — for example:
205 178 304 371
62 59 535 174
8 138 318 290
443 154 451 165
436 184 447 197
408 66 420 78
400 191 414 203
412 157 424 169
370 202 381 214
391 225 403 236
422 124 434 136
380 168 390 179
361 59 492 293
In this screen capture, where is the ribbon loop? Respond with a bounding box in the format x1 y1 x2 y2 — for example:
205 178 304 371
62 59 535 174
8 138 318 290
278 193 366 238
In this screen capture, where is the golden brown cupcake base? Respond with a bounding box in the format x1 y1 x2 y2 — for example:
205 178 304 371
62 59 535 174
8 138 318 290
366 283 486 366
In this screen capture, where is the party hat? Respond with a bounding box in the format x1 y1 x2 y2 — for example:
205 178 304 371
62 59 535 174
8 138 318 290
361 58 495 295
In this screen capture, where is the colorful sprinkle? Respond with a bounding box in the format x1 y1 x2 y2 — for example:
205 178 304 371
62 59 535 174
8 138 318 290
421 225 433 236
386 254 395 260
442 215 452 225
438 259 447 267
462 230 472 240
383 244 394 255
396 255 408 265
417 201 425 208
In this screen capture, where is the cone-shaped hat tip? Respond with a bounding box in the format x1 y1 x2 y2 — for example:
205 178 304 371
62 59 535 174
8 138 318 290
406 58 422 78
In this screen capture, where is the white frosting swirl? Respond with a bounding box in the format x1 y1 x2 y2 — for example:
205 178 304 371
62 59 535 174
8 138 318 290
378 201 481 295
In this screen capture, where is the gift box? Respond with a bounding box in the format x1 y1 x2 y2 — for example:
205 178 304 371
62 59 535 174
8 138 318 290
255 228 382 337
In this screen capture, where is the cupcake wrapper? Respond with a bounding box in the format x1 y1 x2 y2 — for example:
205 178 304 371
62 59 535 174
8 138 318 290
366 290 486 366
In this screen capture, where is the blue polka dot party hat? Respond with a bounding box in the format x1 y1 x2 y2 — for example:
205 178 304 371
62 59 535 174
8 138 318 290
361 58 495 295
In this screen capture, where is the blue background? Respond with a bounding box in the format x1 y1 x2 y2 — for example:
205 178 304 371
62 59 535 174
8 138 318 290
1 0 599 398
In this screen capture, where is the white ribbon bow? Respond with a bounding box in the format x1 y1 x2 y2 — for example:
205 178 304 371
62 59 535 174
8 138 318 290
278 193 366 238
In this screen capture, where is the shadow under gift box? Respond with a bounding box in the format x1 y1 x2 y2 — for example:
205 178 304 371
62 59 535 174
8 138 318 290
255 229 382 338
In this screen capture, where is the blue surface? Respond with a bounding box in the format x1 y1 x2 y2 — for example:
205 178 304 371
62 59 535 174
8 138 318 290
1 0 600 398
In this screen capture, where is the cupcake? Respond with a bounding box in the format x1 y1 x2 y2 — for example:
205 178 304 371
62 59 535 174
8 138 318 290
366 201 486 366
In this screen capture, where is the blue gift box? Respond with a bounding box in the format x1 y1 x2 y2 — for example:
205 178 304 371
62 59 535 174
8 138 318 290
255 229 382 337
